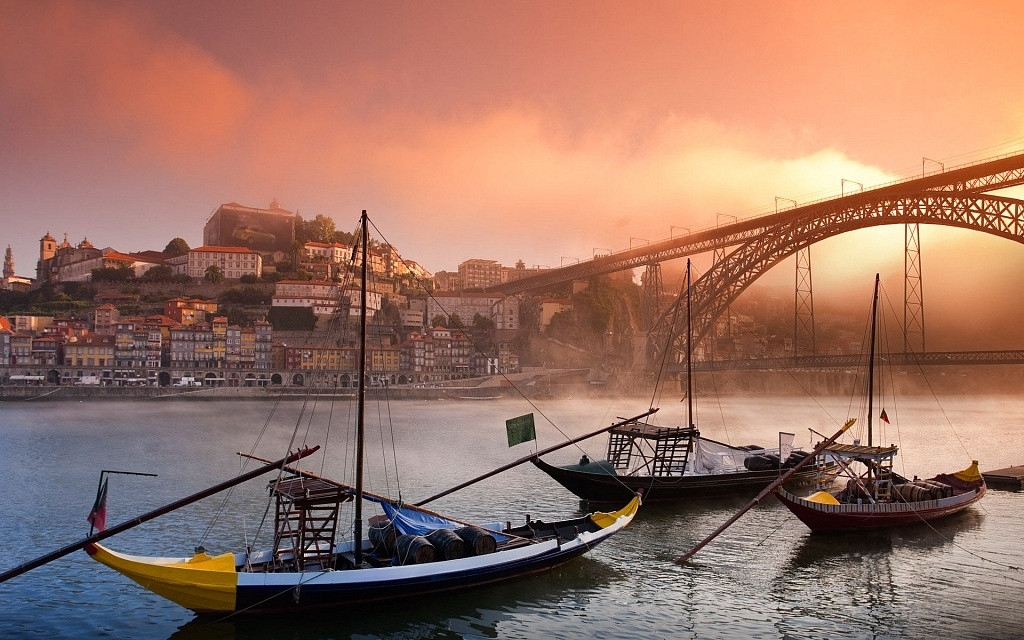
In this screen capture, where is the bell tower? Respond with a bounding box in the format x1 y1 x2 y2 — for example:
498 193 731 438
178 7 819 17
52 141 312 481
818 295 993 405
3 245 13 279
40 232 56 261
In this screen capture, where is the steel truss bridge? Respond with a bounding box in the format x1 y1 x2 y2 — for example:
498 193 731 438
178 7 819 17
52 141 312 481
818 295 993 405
485 150 1024 368
687 350 1024 372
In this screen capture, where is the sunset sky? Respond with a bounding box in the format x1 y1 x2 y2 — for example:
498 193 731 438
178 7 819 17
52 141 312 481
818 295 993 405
3 1 1024 346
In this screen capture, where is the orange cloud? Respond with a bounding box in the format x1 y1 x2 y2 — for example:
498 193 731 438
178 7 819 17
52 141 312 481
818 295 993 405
0 2 252 162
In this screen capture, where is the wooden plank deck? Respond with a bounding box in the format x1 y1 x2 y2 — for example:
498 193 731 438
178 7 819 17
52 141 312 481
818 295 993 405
982 465 1024 491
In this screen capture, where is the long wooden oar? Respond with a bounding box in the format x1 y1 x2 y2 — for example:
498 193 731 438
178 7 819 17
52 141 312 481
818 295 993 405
674 418 856 564
238 452 534 542
415 408 660 506
0 446 319 584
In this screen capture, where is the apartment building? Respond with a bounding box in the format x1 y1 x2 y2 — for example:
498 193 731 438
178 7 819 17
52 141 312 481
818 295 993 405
167 246 262 280
64 334 116 367
424 292 518 331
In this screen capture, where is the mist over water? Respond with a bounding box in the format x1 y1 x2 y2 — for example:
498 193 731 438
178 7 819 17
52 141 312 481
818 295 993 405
0 393 1021 639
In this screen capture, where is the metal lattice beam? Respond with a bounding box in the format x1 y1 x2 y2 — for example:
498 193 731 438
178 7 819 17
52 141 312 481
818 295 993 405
649 192 1024 366
486 151 1024 296
794 246 816 357
904 223 924 353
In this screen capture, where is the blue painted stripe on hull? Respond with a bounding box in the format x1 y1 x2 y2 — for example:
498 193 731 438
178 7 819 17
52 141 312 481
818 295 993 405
232 543 596 614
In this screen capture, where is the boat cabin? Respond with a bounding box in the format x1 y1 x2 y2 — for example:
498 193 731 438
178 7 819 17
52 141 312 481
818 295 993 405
606 421 698 477
816 442 898 503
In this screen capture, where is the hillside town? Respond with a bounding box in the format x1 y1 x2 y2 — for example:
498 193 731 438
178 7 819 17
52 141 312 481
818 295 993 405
0 201 565 389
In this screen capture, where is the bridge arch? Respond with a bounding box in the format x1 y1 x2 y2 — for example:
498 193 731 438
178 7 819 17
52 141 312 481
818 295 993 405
652 192 1024 363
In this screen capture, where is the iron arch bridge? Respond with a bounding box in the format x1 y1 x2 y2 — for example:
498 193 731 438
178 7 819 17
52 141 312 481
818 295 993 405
485 151 1024 297
650 189 1024 369
478 150 1024 370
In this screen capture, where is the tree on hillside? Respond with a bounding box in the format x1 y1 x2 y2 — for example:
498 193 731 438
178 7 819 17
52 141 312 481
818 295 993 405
295 213 338 245
204 265 224 284
308 214 336 243
140 264 175 282
333 229 357 246
164 238 191 256
91 265 135 283
375 297 402 328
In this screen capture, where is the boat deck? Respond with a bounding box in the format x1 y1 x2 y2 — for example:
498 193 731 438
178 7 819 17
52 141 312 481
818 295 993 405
981 465 1024 491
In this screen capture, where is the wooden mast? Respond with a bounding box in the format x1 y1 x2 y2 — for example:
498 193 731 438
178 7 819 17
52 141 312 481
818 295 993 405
354 210 369 567
685 259 694 432
867 273 879 448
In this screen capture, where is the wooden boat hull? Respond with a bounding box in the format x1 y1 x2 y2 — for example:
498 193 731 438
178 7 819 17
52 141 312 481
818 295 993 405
86 497 639 615
531 456 827 505
776 484 986 533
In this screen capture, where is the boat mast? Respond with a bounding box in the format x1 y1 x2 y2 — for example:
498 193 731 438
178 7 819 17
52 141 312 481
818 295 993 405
867 273 879 448
685 259 694 431
354 210 369 567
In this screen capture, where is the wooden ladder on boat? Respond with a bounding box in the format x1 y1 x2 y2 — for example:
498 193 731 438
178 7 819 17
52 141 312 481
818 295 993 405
875 455 893 501
271 477 348 571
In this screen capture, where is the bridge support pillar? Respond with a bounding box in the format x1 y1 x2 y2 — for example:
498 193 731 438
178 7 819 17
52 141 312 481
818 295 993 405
794 246 816 357
905 222 925 353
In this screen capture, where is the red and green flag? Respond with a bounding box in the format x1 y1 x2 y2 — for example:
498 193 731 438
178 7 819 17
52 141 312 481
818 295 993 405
87 477 108 534
879 409 890 424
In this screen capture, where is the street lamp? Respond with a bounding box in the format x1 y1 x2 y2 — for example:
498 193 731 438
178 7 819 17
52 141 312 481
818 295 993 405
774 197 797 213
922 157 944 177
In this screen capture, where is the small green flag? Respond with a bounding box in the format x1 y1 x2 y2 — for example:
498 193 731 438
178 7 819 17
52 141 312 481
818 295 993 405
506 413 536 447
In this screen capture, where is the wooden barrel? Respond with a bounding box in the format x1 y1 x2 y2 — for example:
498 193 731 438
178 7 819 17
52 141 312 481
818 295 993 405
394 534 435 565
920 480 952 498
896 482 931 502
455 526 496 555
425 528 468 560
368 520 396 555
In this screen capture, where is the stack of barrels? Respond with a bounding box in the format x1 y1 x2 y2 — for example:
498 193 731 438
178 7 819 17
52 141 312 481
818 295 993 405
894 479 953 502
368 519 498 566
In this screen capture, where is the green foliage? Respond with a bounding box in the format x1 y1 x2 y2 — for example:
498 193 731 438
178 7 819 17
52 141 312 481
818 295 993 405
267 306 316 331
375 297 402 327
60 281 97 301
0 289 29 313
430 314 447 328
542 275 641 358
333 230 357 246
26 300 93 315
239 273 258 284
91 265 136 283
140 264 175 282
472 313 495 330
261 271 284 283
204 265 224 284
219 286 271 305
164 238 191 256
295 213 338 245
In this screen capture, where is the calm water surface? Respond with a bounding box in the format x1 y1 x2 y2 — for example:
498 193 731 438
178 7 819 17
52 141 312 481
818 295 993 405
0 393 1022 639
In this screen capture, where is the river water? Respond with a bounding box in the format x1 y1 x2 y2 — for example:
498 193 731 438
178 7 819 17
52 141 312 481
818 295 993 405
0 392 1022 639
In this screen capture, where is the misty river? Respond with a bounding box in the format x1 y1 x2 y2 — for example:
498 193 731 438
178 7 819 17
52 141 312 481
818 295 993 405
0 392 1022 639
